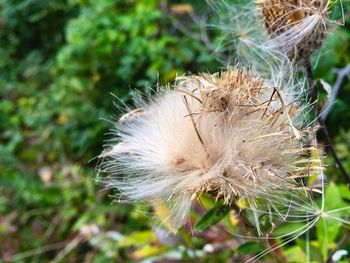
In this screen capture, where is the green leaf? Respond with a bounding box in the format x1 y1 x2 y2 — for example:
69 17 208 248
273 222 305 237
317 183 343 260
339 184 350 200
284 246 306 263
317 217 341 261
237 241 265 255
194 204 230 230
315 183 350 260
324 182 343 211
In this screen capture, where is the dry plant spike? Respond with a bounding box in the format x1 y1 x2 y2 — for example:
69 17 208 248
257 0 329 62
99 68 323 231
119 108 145 123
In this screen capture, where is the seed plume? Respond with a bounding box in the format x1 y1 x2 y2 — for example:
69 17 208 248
100 69 322 230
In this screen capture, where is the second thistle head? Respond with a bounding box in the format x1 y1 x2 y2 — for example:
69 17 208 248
257 0 329 62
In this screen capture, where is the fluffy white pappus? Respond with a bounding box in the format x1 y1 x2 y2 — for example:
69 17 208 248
99 69 322 231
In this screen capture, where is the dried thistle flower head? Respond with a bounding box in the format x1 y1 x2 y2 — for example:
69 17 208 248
257 0 329 62
99 69 322 231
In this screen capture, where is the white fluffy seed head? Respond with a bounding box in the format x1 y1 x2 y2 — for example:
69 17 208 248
99 69 322 230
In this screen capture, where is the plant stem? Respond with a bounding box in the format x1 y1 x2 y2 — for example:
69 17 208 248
305 64 350 187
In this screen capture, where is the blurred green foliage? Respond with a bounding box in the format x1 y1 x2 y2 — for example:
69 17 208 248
1 0 350 262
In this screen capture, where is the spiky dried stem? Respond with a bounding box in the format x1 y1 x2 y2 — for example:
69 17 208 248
319 117 350 187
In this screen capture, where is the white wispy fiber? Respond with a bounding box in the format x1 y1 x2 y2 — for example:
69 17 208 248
99 68 322 231
206 0 286 71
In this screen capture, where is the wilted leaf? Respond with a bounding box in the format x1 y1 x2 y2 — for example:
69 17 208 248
152 199 177 234
119 231 157 248
171 4 193 14
131 244 169 260
229 210 239 226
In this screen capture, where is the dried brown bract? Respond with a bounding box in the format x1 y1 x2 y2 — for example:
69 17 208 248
257 0 328 62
